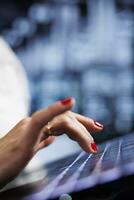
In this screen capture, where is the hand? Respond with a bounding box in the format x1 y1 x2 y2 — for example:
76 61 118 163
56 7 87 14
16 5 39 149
42 111 103 153
0 97 103 188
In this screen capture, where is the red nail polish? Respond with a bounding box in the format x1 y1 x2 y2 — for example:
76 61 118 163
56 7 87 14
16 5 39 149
60 97 72 105
94 121 103 128
91 142 98 152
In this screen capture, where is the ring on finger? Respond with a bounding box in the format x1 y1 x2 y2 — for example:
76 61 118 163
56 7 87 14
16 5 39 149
46 122 53 136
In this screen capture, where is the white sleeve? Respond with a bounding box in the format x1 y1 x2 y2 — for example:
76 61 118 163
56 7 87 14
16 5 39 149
0 37 30 137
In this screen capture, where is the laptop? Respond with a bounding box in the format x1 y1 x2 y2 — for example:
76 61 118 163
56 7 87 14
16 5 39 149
1 132 134 200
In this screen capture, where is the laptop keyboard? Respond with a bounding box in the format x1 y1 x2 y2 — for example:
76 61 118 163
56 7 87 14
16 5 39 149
24 133 134 200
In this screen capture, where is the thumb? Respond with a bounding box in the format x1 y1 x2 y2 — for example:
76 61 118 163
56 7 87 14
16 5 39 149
30 97 75 134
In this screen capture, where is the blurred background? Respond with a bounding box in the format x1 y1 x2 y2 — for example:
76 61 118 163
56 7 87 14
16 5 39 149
0 0 134 143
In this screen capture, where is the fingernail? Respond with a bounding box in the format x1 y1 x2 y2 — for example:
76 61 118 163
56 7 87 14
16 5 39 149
94 121 103 128
60 97 72 105
91 142 99 152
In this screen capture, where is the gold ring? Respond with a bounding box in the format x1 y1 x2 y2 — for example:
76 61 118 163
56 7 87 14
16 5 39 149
46 122 53 136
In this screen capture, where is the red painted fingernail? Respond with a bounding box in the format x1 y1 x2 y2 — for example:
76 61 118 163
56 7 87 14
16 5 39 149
91 142 99 152
94 121 103 128
60 97 72 105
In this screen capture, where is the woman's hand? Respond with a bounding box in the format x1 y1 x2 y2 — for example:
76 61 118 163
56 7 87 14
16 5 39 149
42 111 103 153
0 97 103 188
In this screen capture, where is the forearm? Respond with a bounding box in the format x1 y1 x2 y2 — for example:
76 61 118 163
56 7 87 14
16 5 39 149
0 136 32 189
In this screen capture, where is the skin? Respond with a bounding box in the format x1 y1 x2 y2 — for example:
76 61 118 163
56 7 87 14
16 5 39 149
0 98 103 189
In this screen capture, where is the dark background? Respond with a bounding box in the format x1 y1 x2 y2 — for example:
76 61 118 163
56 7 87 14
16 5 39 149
0 0 134 143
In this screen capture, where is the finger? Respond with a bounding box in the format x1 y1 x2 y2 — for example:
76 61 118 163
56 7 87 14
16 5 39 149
73 112 103 133
41 113 98 153
46 114 98 153
39 126 57 142
66 119 98 153
41 111 103 138
37 136 56 151
30 97 75 133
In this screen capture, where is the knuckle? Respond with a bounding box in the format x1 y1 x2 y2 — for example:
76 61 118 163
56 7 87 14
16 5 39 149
66 110 71 115
66 110 73 117
61 116 71 127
